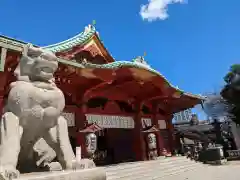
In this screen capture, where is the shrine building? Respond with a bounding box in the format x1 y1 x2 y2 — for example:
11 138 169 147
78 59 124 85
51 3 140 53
0 24 205 165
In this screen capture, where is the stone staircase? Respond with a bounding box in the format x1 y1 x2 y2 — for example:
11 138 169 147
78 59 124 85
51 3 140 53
104 157 205 180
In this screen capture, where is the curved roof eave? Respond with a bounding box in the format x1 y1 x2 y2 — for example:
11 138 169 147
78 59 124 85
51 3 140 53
57 57 205 101
42 25 96 53
81 60 205 100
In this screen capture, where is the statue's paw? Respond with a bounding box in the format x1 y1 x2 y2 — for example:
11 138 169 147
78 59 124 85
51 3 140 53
69 159 96 170
46 162 63 172
0 166 19 180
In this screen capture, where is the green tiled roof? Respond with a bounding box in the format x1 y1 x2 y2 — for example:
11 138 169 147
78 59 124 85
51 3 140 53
58 57 206 100
0 27 205 101
42 25 96 53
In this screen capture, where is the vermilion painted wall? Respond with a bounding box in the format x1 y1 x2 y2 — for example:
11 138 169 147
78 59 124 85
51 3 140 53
80 100 173 160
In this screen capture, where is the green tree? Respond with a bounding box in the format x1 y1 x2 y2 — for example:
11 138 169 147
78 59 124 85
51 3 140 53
221 64 240 124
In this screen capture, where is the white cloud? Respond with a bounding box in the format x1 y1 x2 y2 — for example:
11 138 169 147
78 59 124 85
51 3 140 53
140 0 187 22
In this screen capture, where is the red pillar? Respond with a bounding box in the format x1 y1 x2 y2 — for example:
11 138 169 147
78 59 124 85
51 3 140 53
0 96 4 117
0 72 7 117
75 99 88 158
152 103 165 156
133 102 146 161
75 103 87 130
167 115 174 154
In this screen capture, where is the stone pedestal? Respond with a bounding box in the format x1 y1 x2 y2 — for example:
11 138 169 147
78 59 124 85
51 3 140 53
17 168 106 180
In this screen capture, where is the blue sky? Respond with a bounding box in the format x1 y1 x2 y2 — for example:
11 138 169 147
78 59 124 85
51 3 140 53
1 0 240 119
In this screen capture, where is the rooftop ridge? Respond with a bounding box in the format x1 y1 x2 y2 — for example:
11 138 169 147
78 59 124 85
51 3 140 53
0 33 205 101
0 35 29 45
42 24 96 52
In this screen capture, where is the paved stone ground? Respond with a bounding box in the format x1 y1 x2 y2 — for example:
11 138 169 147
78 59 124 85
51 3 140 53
161 162 240 180
105 157 240 180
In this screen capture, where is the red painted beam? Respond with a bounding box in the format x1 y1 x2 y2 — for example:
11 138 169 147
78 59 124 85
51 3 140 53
83 80 113 100
94 79 143 100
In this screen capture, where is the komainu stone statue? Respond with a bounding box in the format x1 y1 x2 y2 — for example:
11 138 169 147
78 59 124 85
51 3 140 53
147 133 158 160
0 45 95 180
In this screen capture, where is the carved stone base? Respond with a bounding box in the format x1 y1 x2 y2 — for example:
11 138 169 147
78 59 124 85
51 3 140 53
17 168 106 180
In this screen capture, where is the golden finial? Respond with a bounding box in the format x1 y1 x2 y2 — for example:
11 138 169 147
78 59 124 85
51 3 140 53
92 20 96 26
143 51 147 57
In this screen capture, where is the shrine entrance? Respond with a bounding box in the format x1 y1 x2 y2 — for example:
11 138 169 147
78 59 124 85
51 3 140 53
85 114 136 165
160 129 172 151
105 128 135 164
94 128 135 165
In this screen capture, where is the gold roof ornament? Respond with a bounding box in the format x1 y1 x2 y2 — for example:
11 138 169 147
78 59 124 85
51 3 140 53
92 20 96 26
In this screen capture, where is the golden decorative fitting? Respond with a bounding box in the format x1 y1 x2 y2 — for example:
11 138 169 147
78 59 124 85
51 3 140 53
139 81 144 85
172 91 181 98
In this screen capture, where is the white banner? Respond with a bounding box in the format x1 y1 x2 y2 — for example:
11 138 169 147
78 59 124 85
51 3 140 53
61 112 75 127
158 120 167 129
85 114 135 129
